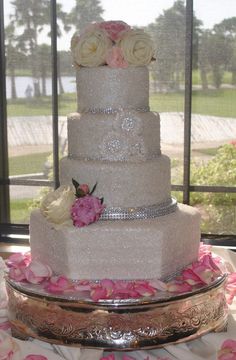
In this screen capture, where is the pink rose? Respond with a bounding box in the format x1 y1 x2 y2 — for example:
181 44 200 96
24 260 52 284
79 184 90 195
98 21 131 42
218 339 236 359
71 195 105 227
106 47 128 68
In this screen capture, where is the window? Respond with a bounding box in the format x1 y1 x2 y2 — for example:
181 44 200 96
0 0 236 245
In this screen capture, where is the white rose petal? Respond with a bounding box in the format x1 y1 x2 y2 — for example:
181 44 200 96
40 185 75 224
72 28 113 67
119 30 154 66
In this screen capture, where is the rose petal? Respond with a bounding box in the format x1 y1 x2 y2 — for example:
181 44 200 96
100 354 115 360
24 260 52 284
24 356 48 360
0 321 11 331
221 339 236 351
167 281 192 293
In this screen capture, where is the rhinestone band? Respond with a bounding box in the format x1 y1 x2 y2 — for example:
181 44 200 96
100 198 177 220
82 106 150 114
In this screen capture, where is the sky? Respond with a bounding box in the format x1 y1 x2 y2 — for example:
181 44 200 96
4 0 236 51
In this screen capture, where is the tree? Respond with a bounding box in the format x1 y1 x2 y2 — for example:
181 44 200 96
149 0 201 92
198 30 211 90
213 17 236 85
10 0 69 96
68 0 104 34
10 0 50 96
5 24 18 99
36 44 51 96
190 144 236 234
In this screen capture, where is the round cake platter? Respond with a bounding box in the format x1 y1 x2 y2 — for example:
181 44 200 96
6 273 228 351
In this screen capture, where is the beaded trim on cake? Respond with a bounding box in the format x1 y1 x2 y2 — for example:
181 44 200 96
81 106 150 114
100 197 177 220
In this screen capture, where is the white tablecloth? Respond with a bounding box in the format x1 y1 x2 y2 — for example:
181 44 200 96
1 248 236 360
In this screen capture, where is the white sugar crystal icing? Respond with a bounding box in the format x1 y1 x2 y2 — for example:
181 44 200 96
30 204 200 280
76 66 149 112
60 156 171 208
68 111 161 161
30 63 200 281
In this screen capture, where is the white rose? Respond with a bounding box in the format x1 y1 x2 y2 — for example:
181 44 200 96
40 185 75 224
119 30 154 66
71 28 112 67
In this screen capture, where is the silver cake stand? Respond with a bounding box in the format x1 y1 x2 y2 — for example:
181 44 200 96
6 273 228 350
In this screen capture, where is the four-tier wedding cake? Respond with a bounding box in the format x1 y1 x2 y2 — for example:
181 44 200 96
30 21 201 282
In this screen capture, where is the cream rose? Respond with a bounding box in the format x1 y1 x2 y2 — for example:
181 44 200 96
71 28 112 67
40 185 75 224
119 30 154 66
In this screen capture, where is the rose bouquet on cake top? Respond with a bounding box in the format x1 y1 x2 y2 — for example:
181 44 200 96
40 179 105 227
71 20 155 68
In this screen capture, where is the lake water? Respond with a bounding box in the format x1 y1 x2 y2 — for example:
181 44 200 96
6 76 76 99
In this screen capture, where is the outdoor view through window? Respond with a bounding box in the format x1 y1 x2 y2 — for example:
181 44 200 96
1 0 236 237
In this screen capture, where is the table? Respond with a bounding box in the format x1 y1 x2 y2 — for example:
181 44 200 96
1 248 236 360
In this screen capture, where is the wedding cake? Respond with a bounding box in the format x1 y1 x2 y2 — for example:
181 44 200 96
30 21 200 281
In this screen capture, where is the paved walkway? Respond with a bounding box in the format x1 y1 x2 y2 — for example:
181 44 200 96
7 113 236 149
8 113 236 200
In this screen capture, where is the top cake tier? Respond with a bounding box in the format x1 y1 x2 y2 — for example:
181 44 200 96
76 66 149 113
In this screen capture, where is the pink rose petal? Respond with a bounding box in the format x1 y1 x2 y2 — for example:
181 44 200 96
100 354 115 360
106 47 128 68
0 321 11 331
167 281 192 293
24 260 52 284
91 286 109 301
98 21 131 41
148 279 168 291
24 356 48 360
44 275 75 294
182 268 205 286
6 252 31 268
122 356 136 360
9 267 26 282
218 339 236 360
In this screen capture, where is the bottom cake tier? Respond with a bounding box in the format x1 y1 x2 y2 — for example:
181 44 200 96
30 203 200 280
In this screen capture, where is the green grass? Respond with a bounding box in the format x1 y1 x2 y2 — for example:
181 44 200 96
150 88 236 118
10 199 30 223
7 87 236 118
9 152 51 176
7 93 77 117
191 70 233 86
192 147 219 156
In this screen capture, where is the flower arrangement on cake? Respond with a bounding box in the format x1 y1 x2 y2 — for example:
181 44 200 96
40 179 105 228
71 20 155 68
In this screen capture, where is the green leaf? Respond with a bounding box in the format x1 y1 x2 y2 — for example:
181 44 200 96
72 178 80 190
90 182 97 195
76 188 86 198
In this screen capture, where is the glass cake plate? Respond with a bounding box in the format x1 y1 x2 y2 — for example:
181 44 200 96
6 273 228 350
